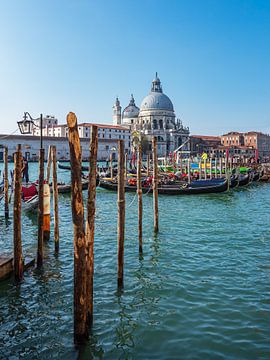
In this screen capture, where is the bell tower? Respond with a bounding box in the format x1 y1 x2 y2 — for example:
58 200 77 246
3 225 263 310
112 97 122 125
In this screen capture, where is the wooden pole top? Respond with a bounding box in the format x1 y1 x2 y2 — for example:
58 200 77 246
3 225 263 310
67 112 77 128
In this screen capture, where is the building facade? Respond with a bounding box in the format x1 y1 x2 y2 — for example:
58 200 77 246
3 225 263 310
221 131 270 159
113 74 190 156
0 132 128 162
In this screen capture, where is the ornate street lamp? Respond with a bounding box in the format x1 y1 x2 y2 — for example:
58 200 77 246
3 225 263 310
17 112 43 149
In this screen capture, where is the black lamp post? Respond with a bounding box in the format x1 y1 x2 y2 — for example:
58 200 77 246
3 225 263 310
17 112 44 267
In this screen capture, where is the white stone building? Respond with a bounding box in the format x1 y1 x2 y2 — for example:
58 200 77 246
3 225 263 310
113 74 190 156
0 128 129 162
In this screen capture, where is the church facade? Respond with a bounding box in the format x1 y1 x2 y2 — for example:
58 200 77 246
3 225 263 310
113 74 190 156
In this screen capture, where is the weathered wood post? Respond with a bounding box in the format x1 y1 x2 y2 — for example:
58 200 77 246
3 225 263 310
110 152 113 179
52 146 59 253
67 112 88 345
125 152 128 180
46 145 52 184
204 159 207 180
215 158 217 178
152 137 159 233
117 140 125 288
210 157 212 179
199 160 202 180
4 146 9 219
85 125 98 327
37 148 44 267
220 158 223 178
147 153 150 177
137 142 143 254
13 148 23 281
187 158 191 184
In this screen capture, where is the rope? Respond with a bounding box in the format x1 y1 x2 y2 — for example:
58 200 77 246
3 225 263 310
126 191 137 208
143 185 152 196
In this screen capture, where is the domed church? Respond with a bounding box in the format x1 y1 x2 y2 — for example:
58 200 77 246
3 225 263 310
112 73 190 156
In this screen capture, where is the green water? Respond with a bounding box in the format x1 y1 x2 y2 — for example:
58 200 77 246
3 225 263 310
0 163 270 359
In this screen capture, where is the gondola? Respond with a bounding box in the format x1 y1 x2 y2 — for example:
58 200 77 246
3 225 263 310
99 178 228 195
251 171 260 182
57 161 89 172
49 179 90 194
238 173 250 186
0 179 4 202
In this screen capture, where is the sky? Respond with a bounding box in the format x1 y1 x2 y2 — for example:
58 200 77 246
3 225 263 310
0 0 269 135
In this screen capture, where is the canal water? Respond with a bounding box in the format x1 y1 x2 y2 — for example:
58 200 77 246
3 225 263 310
0 163 270 359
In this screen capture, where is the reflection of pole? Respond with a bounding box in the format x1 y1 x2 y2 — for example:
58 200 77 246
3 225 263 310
137 143 143 254
152 137 159 233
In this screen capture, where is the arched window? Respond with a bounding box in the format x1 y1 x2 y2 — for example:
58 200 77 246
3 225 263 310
153 119 158 130
159 119 163 129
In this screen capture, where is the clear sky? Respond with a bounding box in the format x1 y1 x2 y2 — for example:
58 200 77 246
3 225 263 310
0 0 269 135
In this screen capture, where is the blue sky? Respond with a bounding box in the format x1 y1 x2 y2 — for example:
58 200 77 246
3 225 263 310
0 0 269 135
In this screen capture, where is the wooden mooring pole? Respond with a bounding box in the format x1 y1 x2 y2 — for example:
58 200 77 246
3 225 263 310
117 140 125 289
137 142 143 254
13 148 23 281
4 146 9 219
46 145 52 184
52 146 59 253
147 153 150 177
67 112 88 345
110 152 113 179
152 137 159 233
37 148 44 267
85 125 98 327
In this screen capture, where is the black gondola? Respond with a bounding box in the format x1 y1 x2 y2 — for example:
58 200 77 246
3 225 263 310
99 178 228 195
238 173 250 186
58 161 90 172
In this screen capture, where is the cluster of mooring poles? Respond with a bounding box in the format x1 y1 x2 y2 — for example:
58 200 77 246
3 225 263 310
66 112 159 345
3 143 60 282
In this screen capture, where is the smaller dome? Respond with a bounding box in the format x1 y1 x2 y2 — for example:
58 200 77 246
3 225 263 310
122 94 140 119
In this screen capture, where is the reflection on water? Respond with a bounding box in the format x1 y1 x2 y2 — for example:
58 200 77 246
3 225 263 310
0 163 270 359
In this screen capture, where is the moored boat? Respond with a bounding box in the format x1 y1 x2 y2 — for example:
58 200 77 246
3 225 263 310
238 173 250 186
22 184 39 212
99 178 228 195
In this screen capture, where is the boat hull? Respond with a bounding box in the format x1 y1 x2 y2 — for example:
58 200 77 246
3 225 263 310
99 179 228 195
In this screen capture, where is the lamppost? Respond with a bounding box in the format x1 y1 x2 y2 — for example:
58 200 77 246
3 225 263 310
17 112 43 149
17 112 44 267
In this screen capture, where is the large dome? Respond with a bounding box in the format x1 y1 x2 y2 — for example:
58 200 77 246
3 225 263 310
140 92 174 112
139 73 174 112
